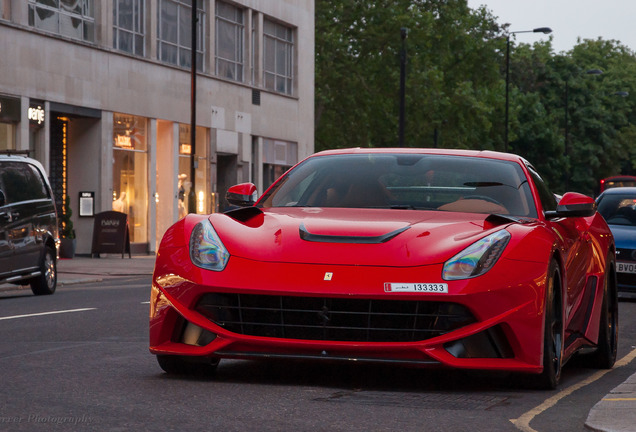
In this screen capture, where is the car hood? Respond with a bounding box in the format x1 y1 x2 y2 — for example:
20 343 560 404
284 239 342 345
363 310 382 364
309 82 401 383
609 224 636 248
208 207 513 267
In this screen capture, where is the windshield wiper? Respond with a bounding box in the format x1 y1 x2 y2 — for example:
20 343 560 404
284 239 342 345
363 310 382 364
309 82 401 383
390 204 416 210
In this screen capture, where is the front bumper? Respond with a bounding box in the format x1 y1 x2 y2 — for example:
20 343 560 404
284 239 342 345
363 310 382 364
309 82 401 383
149 246 548 373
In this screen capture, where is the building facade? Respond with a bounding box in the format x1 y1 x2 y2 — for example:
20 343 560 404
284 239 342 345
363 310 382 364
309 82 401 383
0 0 314 254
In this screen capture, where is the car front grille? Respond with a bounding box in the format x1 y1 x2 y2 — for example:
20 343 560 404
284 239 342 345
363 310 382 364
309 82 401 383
617 248 636 262
194 293 476 343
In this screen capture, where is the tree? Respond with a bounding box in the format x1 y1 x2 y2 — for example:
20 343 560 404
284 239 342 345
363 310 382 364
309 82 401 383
315 2 636 197
315 0 505 151
509 38 636 194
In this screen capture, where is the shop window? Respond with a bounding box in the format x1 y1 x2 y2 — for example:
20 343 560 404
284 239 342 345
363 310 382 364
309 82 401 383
0 123 15 151
157 0 205 70
263 18 294 95
113 0 145 56
262 139 297 189
215 1 244 82
178 124 208 217
113 114 148 244
0 0 9 21
28 0 95 43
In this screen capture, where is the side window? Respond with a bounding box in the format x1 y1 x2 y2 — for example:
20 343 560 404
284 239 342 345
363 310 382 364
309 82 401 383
527 165 557 212
0 162 49 204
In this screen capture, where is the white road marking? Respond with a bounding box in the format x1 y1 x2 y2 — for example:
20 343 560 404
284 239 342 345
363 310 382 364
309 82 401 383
510 348 636 432
0 308 97 321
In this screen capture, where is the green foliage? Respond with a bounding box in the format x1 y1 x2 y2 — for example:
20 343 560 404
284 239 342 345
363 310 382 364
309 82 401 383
315 0 505 151
315 1 636 197
509 38 636 195
60 194 75 239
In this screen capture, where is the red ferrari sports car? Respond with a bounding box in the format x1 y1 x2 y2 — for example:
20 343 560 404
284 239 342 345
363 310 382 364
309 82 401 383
149 148 617 389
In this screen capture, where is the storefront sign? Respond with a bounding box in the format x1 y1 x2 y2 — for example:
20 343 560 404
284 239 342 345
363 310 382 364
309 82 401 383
91 211 131 258
79 191 94 217
179 143 192 154
115 134 133 149
28 104 45 126
0 95 20 123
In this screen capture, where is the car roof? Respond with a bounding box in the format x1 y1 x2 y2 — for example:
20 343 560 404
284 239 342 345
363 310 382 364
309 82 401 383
311 147 527 164
598 187 636 196
0 153 48 173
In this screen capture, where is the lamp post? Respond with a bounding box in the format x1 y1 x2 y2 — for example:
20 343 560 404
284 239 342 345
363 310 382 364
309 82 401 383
188 2 198 214
563 69 603 191
505 27 552 152
399 28 408 147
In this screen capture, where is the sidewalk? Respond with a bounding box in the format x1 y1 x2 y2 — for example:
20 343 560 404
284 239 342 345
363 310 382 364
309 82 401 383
56 254 156 285
585 367 636 432
0 254 156 293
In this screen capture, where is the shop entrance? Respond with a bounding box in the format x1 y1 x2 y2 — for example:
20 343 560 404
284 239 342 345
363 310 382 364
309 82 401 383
50 117 68 215
217 154 237 212
49 105 102 255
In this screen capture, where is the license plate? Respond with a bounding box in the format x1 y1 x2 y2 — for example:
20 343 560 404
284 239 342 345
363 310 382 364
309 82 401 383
384 283 448 293
617 262 636 274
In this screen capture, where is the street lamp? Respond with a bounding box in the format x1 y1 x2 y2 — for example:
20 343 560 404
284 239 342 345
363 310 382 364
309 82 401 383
188 2 198 214
504 27 552 152
399 28 408 147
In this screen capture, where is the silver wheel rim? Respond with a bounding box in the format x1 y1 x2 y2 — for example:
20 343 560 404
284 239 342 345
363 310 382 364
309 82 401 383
44 252 55 289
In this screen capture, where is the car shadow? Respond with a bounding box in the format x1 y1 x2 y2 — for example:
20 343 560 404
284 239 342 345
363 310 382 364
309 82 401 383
155 357 590 393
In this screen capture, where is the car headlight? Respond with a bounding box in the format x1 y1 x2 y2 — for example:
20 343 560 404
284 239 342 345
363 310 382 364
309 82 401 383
442 230 510 280
190 219 230 271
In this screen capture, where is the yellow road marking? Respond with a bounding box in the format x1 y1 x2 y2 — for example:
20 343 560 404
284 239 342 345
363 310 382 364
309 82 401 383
510 348 636 432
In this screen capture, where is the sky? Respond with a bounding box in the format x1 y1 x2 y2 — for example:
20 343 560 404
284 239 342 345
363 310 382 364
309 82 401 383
466 0 636 53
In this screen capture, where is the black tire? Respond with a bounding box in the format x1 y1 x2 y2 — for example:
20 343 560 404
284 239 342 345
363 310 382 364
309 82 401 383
581 255 618 369
157 355 219 376
30 246 57 296
536 260 564 390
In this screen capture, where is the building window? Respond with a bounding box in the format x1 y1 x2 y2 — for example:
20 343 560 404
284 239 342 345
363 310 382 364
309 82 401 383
113 113 148 245
0 124 15 151
177 125 208 218
262 139 297 189
215 1 244 82
0 0 10 21
28 0 95 43
157 0 205 71
263 19 294 95
113 0 145 56
0 96 20 151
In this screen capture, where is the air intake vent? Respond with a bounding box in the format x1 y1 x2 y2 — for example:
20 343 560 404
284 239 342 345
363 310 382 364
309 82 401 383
252 89 261 105
195 293 476 342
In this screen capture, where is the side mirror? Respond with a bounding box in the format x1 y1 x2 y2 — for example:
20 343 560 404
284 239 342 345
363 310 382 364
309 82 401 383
545 192 596 219
226 183 258 207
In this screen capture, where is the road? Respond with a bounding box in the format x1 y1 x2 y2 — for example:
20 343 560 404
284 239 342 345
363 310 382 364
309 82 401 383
0 277 635 431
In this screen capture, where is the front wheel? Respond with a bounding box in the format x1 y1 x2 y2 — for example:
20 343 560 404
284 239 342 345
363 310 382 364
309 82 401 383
536 260 564 390
30 246 57 295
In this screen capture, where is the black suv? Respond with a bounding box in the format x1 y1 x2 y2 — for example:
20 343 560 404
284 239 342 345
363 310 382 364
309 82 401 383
0 153 59 295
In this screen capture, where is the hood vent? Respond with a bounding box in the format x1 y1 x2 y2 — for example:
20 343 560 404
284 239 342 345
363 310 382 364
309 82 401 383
299 223 410 244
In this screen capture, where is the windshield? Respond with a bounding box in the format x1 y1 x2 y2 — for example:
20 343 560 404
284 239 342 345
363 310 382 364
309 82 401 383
597 193 636 226
259 153 537 218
